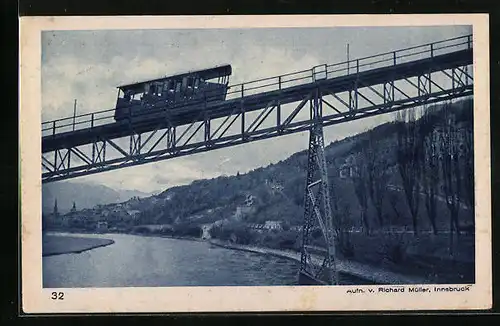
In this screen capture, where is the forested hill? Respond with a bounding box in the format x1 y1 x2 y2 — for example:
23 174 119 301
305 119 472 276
55 100 473 236
55 98 474 234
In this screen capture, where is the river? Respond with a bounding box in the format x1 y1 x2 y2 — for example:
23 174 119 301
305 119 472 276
43 233 373 288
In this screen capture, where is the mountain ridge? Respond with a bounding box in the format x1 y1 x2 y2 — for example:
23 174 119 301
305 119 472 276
42 181 154 214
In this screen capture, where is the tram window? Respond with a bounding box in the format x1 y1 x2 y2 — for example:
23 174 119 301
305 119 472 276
175 81 181 93
124 90 132 101
155 83 162 96
133 92 144 101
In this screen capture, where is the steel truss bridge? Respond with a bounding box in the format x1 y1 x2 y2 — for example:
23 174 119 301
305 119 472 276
42 34 473 285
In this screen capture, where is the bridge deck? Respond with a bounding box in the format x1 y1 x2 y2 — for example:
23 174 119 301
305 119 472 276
42 48 472 153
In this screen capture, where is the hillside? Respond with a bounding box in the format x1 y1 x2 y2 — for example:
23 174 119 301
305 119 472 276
49 98 474 236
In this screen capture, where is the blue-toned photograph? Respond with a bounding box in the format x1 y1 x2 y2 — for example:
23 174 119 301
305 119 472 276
41 25 474 288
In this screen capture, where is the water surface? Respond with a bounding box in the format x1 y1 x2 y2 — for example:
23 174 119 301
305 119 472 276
43 233 372 288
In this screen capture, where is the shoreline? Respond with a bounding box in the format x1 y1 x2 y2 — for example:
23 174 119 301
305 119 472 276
207 239 429 285
42 233 115 257
44 230 428 284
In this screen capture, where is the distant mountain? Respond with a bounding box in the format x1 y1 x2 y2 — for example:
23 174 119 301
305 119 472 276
42 181 153 214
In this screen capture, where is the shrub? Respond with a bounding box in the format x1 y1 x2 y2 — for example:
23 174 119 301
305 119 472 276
134 226 151 234
380 228 408 264
231 225 256 245
173 223 202 237
336 231 355 258
276 230 299 250
158 227 174 235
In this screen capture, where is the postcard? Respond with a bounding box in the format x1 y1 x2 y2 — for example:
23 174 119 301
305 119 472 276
20 14 491 313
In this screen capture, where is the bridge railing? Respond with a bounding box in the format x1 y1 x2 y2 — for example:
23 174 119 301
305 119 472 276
225 33 472 99
42 107 117 137
42 34 472 137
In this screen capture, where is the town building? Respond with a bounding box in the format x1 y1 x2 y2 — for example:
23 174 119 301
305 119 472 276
263 220 283 231
96 221 108 233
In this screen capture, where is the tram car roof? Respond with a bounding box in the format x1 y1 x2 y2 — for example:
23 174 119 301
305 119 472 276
117 64 232 91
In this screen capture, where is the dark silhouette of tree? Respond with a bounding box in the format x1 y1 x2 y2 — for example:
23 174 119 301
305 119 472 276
439 102 462 253
42 213 49 231
365 131 390 227
460 102 474 215
387 190 403 225
396 109 423 235
53 198 59 217
329 170 349 254
421 107 440 235
351 151 370 235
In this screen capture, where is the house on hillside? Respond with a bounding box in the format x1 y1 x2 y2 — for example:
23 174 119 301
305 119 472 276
339 154 356 179
201 224 212 240
265 179 285 194
127 210 141 218
112 204 125 213
264 220 283 231
248 223 265 233
244 194 255 206
96 221 108 233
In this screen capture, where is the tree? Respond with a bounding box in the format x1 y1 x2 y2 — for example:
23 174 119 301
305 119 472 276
396 109 424 235
53 198 59 217
351 151 370 235
439 102 462 253
421 107 440 235
365 131 390 227
387 190 403 225
329 170 352 255
460 101 474 215
42 213 49 231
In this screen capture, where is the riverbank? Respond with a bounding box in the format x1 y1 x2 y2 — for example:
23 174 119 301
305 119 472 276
208 239 429 285
42 230 457 285
42 234 115 257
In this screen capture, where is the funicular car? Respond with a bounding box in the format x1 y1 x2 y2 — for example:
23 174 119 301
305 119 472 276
113 64 232 123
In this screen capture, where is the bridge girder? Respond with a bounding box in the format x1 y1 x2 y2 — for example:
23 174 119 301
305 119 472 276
41 60 473 184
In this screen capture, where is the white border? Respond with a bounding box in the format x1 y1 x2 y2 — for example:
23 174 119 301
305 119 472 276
20 14 491 313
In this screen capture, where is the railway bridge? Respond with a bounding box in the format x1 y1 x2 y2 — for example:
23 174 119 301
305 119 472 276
41 34 473 285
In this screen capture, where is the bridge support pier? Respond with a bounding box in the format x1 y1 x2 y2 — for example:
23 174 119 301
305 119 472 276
298 89 338 286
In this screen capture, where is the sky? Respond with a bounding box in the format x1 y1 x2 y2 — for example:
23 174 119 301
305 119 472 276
42 25 472 193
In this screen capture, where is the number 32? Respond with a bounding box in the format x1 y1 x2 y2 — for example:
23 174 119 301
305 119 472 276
51 292 64 300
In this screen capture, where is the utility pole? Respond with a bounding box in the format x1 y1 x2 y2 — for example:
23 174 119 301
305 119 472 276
73 99 77 131
347 43 350 75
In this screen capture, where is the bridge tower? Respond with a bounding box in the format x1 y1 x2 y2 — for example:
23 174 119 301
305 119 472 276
298 87 338 285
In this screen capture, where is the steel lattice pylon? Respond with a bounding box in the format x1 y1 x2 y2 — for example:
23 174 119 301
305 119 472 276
299 88 339 285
